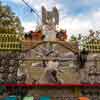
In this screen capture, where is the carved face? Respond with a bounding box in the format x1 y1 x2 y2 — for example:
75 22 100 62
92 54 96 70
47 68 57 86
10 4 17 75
8 74 13 80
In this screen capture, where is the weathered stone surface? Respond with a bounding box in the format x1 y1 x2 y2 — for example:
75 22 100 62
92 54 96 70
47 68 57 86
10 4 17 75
80 53 100 84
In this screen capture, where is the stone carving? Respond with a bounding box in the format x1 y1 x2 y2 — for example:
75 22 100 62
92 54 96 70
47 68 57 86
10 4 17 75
42 6 59 25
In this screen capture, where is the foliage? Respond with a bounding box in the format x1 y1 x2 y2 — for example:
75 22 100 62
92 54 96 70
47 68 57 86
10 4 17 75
70 35 78 43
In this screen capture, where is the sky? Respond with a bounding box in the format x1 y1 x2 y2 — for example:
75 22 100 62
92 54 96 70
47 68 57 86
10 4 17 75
1 0 100 37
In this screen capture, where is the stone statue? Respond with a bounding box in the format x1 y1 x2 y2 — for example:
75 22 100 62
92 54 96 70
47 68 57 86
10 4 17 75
37 60 63 84
42 6 59 25
42 6 59 41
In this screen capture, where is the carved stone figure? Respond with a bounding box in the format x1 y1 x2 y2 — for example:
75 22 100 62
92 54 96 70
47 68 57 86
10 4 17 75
42 6 59 25
42 6 59 41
